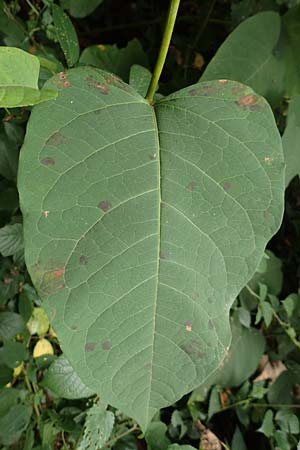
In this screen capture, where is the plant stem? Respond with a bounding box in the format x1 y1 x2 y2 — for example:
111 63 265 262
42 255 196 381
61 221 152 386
105 425 138 447
146 0 181 103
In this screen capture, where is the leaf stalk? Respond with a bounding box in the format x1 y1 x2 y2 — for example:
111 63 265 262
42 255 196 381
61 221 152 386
146 0 181 103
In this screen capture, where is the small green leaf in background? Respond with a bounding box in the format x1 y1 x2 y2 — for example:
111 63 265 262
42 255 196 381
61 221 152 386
145 421 171 450
258 409 274 438
231 426 247 450
0 311 25 340
201 12 283 106
129 64 152 97
274 430 291 450
52 4 79 67
60 0 104 18
0 47 57 107
207 385 222 420
77 401 114 450
80 39 149 82
1 340 28 368
282 95 300 187
42 354 94 399
275 410 300 435
0 223 23 260
0 365 13 387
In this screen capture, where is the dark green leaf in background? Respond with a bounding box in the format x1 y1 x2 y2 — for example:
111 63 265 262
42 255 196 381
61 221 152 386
0 311 25 340
60 0 104 18
0 404 32 446
80 39 149 82
282 95 300 186
0 223 23 258
52 4 80 67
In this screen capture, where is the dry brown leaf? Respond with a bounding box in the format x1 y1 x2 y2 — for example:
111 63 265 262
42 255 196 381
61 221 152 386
196 420 222 450
254 354 287 383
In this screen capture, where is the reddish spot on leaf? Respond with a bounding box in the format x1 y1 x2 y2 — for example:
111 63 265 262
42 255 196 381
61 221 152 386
41 157 55 166
79 255 88 265
58 284 65 289
187 181 197 191
218 79 228 84
186 325 192 332
102 340 112 351
85 342 96 352
223 181 231 191
96 83 109 94
63 81 71 88
98 201 112 212
53 269 65 278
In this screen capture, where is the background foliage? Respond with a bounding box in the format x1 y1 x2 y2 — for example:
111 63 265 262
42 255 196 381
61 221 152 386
0 0 300 449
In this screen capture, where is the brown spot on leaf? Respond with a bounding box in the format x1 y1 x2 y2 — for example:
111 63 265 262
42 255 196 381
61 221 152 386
208 320 214 329
79 255 88 265
189 89 199 96
41 157 55 166
96 83 109 94
53 269 64 278
102 340 111 351
236 94 257 109
59 72 66 80
191 292 199 300
85 342 97 352
98 200 112 212
149 153 157 160
223 181 231 191
46 132 69 146
264 156 273 164
187 181 197 191
63 81 71 88
43 211 49 218
182 340 205 359
218 79 228 84
58 284 65 289
263 210 269 219
159 252 168 260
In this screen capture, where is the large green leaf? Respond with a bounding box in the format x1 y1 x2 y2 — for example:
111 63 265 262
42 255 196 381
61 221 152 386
18 67 284 430
0 47 57 107
282 95 300 186
201 12 284 106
